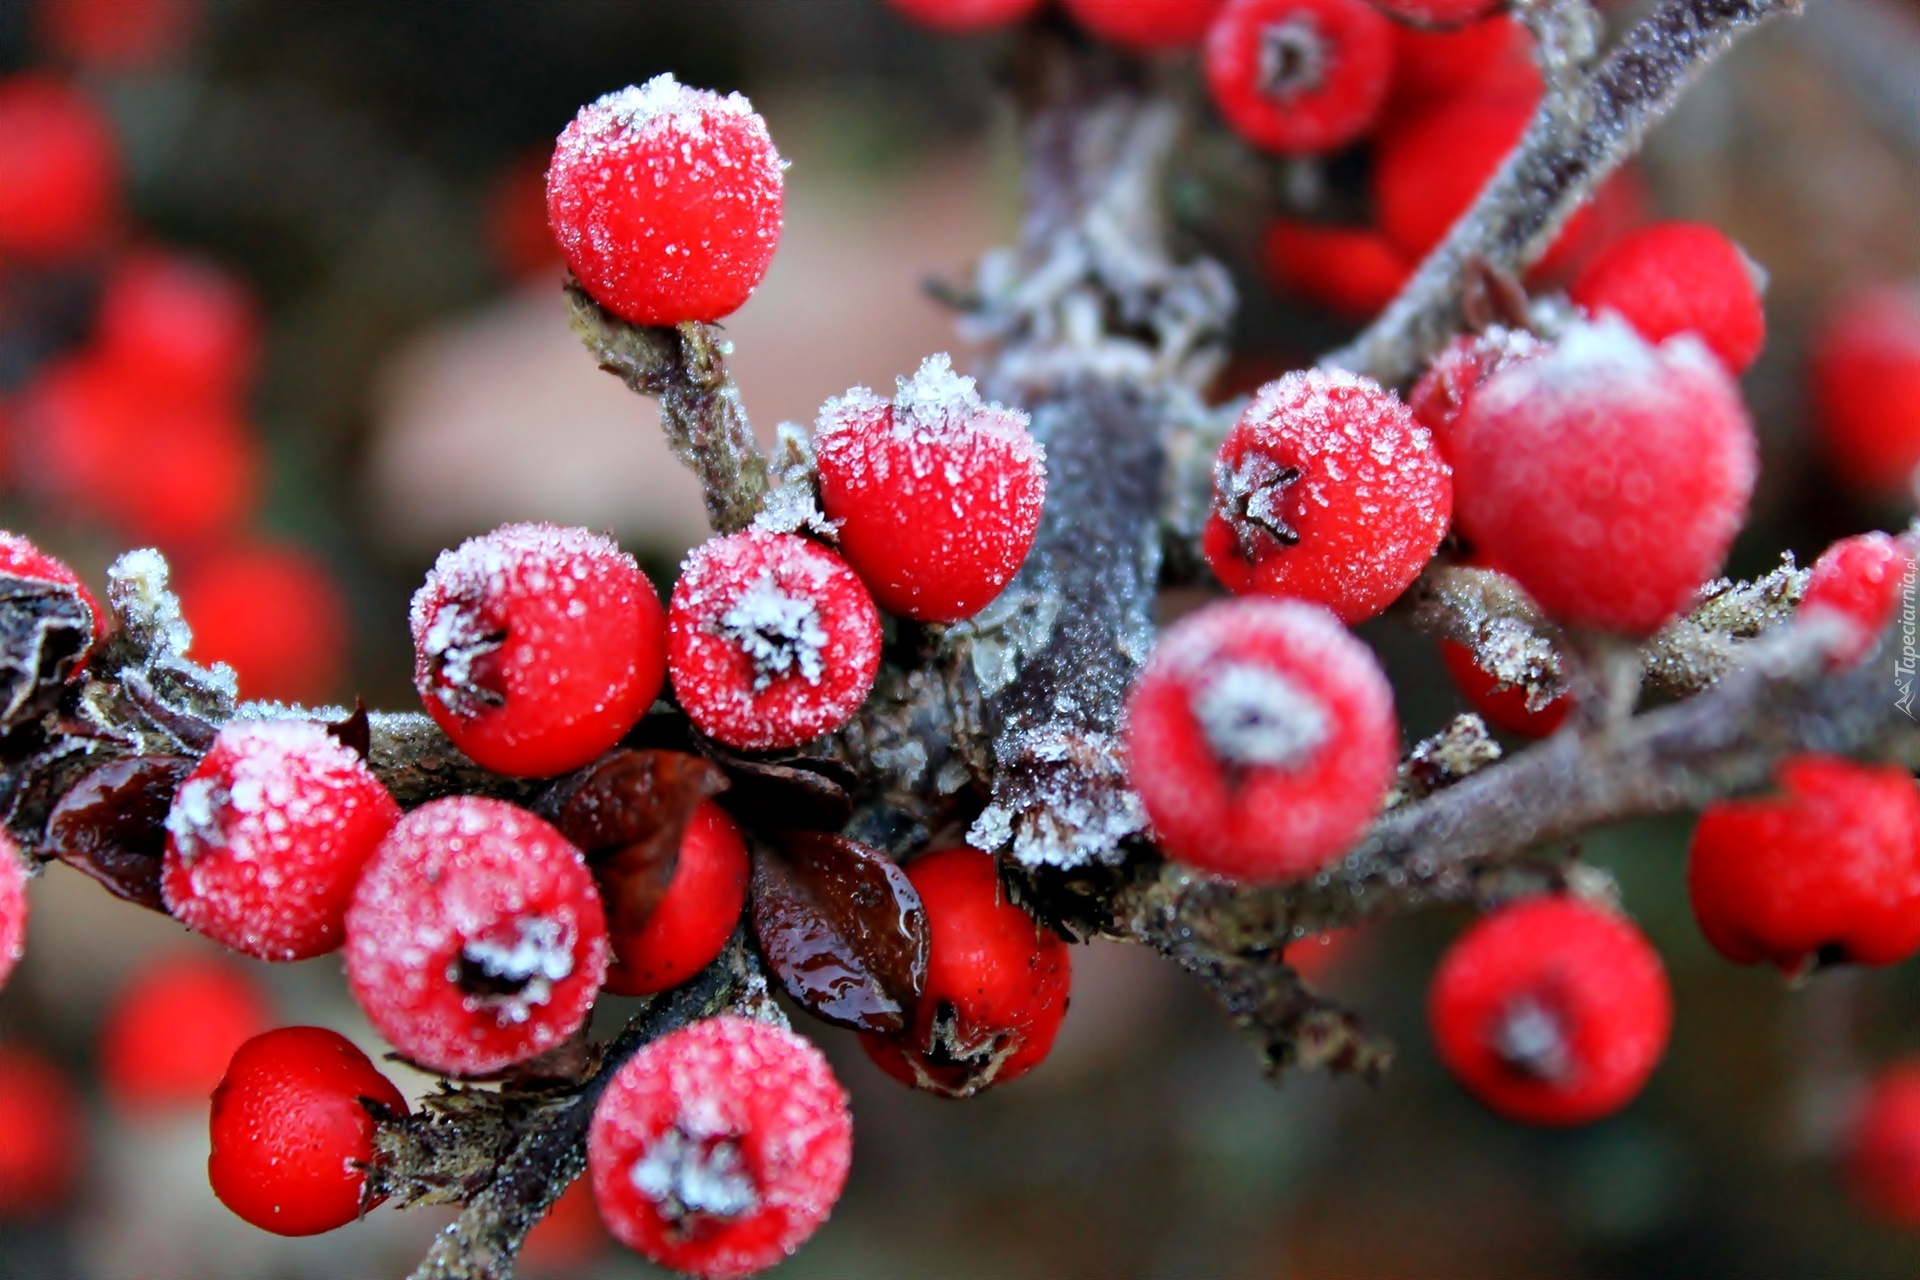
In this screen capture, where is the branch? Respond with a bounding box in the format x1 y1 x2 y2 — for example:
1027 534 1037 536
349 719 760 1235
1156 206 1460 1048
1326 0 1808 386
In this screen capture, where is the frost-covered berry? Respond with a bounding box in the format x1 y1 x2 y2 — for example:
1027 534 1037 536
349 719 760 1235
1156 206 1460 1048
547 75 784 327
1262 219 1411 318
179 542 348 704
0 839 25 992
604 802 749 997
412 523 666 778
1802 532 1912 666
1846 1062 1920 1225
1438 639 1570 738
345 797 609 1076
1205 0 1394 156
1368 0 1500 23
1452 317 1758 634
1203 368 1452 623
0 530 102 666
814 354 1046 623
161 720 402 961
1125 598 1398 882
1569 222 1765 374
0 74 118 262
1810 285 1920 495
888 0 1040 30
208 1027 407 1237
1429 897 1671 1127
1405 326 1545 460
1687 755 1920 973
1063 0 1225 48
860 846 1071 1097
96 250 261 402
0 1046 82 1219
101 953 272 1113
668 530 881 751
589 1014 851 1280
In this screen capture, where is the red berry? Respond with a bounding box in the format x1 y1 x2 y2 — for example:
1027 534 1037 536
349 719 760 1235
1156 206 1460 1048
1205 0 1394 155
95 249 260 402
1389 14 1531 105
889 0 1042 31
1429 897 1671 1126
1203 368 1452 623
1810 285 1920 495
1569 222 1765 374
547 75 784 327
162 720 402 961
520 1176 609 1271
0 1046 82 1218
588 1014 851 1280
1062 0 1225 48
1125 598 1398 882
1452 317 1757 633
604 802 749 997
485 151 566 284
1261 218 1411 318
100 952 272 1112
1688 755 1920 972
1368 0 1500 23
1438 638 1570 737
345 797 609 1076
1845 1062 1920 1225
0 840 25 992
412 523 666 778
859 847 1070 1097
1803 531 1912 666
178 541 348 704
814 354 1046 622
1405 325 1544 461
208 1026 407 1236
0 74 118 262
36 0 201 70
668 530 881 751
0 529 102 659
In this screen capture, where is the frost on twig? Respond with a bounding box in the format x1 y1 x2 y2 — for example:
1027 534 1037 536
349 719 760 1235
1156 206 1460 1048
1327 0 1809 386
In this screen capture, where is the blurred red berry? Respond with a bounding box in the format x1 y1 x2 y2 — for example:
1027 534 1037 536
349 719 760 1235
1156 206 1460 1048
1405 326 1544 460
109 396 261 547
1802 531 1912 665
1438 638 1571 738
548 75 784 326
95 250 261 402
0 74 118 262
1429 897 1671 1126
1569 222 1765 374
0 1046 83 1218
604 802 749 997
520 1176 609 1273
1368 0 1501 22
208 1026 406 1236
1389 14 1532 105
1205 0 1395 155
1846 1062 1920 1226
100 952 272 1113
36 0 201 70
484 151 567 283
1062 0 1225 48
889 0 1042 30
178 541 348 704
1810 284 1920 495
1261 219 1411 318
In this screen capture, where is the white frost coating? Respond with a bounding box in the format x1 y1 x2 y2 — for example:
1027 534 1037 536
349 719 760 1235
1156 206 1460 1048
561 74 762 168
165 776 227 855
631 1128 761 1221
1192 661 1329 769
970 727 1145 869
719 571 828 688
106 548 240 699
1492 997 1570 1081
454 916 575 1025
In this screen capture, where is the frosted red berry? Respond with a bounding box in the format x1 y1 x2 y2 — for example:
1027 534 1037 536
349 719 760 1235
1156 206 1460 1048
668 530 881 751
412 523 666 778
1687 755 1920 973
1569 222 1765 374
604 802 749 997
95 250 260 402
1062 0 1225 48
1368 0 1500 23
1205 0 1395 155
1405 326 1544 460
814 354 1046 622
0 74 118 262
178 541 348 704
1262 219 1411 318
1810 285 1920 495
1845 1062 1920 1225
1125 598 1398 882
208 1026 407 1236
860 846 1071 1097
0 841 25 993
100 953 272 1112
1803 532 1912 666
162 720 402 961
1438 639 1570 738
548 75 784 327
889 0 1041 30
1429 896 1671 1126
589 1014 851 1280
0 530 102 661
1452 316 1757 634
1203 367 1452 623
0 1046 82 1219
345 796 609 1076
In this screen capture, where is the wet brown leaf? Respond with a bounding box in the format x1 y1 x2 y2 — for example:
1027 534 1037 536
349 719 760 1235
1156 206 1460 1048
0 574 92 734
43 755 194 911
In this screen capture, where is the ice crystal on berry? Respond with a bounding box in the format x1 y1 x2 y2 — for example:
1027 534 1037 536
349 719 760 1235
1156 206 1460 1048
718 571 828 689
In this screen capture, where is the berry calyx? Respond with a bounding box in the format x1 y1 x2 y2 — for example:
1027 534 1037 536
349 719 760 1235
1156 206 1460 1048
345 797 609 1076
0 842 22 992
604 802 750 997
208 1026 407 1236
1845 1062 1920 1225
411 523 666 778
1569 222 1766 374
0 1046 82 1219
1687 754 1920 973
1438 638 1571 738
1125 598 1399 883
178 541 349 704
1062 0 1226 48
0 74 118 262
0 530 101 668
100 953 272 1112
814 354 1046 623
1802 531 1912 666
1809 284 1920 495
888 0 1041 30
1262 219 1411 318
1428 896 1671 1126
668 530 881 751
1203 367 1452 623
95 250 261 402
1205 0 1395 156
548 75 784 327
589 1014 852 1280
859 846 1071 1097
1451 316 1758 634
162 720 403 961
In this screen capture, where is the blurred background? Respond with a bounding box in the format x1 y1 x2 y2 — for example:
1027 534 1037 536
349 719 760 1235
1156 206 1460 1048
1 0 1919 1275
